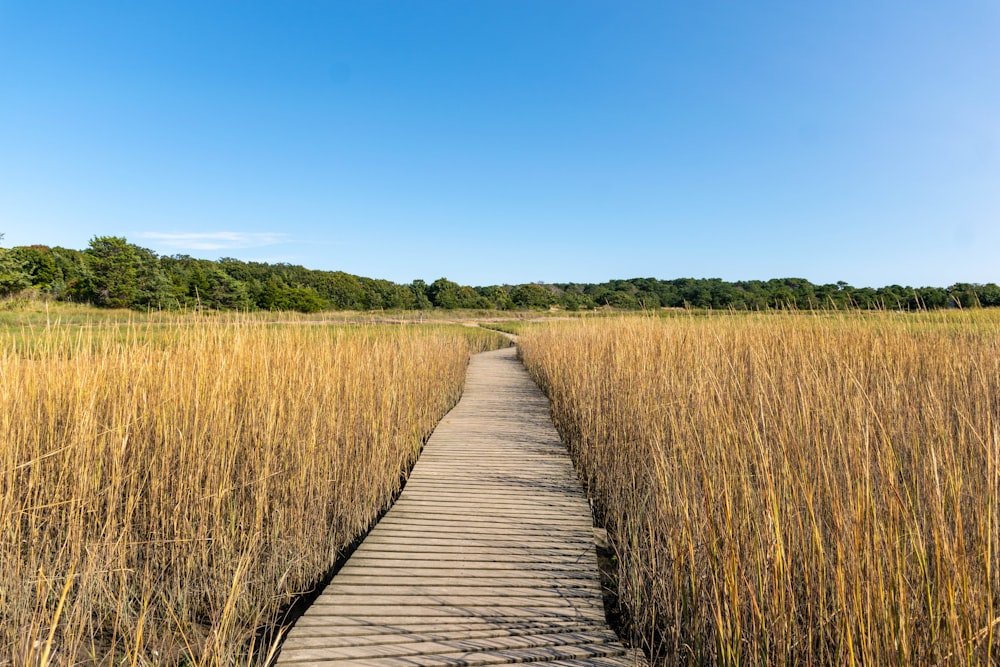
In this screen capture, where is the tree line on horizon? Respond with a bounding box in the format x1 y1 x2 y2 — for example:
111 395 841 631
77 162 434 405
1 235 998 312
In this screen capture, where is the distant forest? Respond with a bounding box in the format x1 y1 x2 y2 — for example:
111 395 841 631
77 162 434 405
1 235 998 312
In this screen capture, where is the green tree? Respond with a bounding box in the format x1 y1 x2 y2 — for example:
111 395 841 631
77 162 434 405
427 278 462 308
0 234 31 297
680 279 713 308
360 277 413 309
85 236 139 308
202 268 251 310
560 289 593 311
256 275 326 312
948 283 980 308
257 275 287 310
454 285 490 309
50 246 90 302
132 245 174 309
635 291 661 309
606 290 639 309
510 283 555 309
409 280 432 309
977 283 1000 307
876 285 907 310
478 285 514 310
280 285 326 312
187 265 211 306
9 245 59 289
850 287 878 309
315 272 365 309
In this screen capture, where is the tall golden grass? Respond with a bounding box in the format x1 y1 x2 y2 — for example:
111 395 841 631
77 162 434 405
519 312 1000 666
0 315 506 664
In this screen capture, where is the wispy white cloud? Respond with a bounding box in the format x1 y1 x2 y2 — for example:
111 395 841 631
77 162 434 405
138 231 290 251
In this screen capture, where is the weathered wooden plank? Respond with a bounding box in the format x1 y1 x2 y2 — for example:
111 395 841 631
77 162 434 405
365 531 595 545
373 516 595 530
382 510 595 527
340 558 595 571
317 585 603 600
389 498 588 510
367 525 594 540
330 575 601 589
342 552 592 564
513 658 641 667
360 531 592 542
277 630 620 661
387 505 588 516
393 494 585 504
292 607 607 622
380 511 593 525
408 473 580 482
355 539 595 552
285 617 595 633
393 489 585 501
333 573 598 587
276 643 628 667
308 596 603 610
281 623 598 644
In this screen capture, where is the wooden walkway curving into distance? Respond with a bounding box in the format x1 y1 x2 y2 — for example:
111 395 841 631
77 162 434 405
276 346 643 667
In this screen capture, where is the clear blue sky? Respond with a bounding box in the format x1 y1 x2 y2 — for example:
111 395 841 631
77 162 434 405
1 2 997 287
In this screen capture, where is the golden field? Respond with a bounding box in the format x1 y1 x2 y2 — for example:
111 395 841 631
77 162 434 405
0 313 507 665
519 311 1000 666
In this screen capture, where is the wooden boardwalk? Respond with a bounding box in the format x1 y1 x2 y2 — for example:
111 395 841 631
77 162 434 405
276 346 643 667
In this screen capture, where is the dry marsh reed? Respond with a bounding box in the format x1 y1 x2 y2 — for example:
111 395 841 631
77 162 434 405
519 312 1000 666
0 315 506 665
